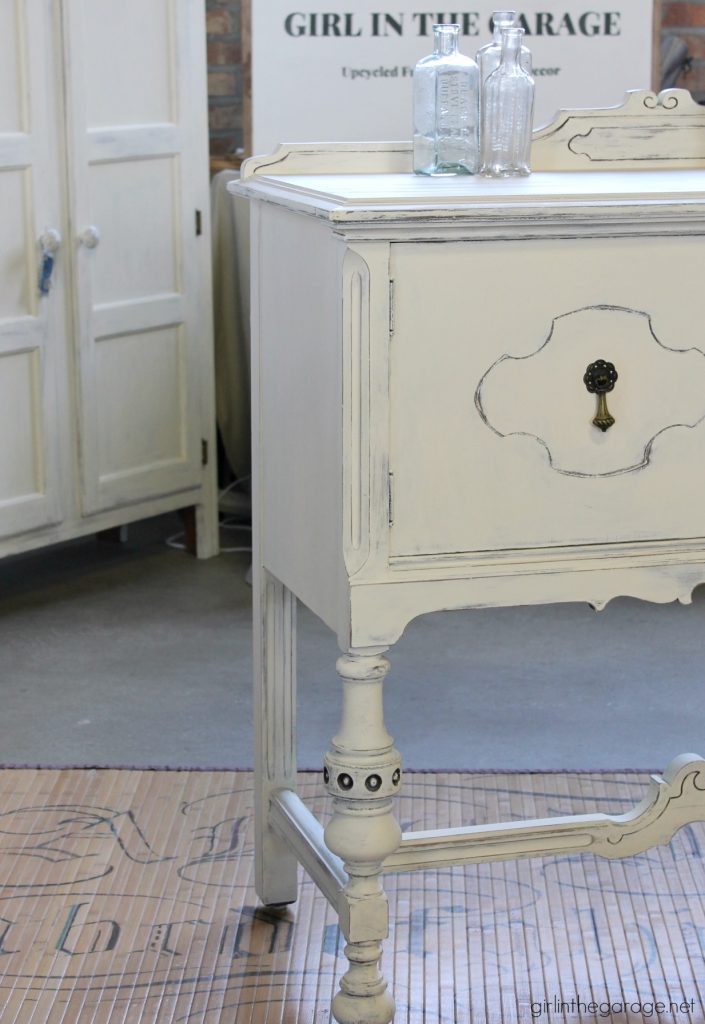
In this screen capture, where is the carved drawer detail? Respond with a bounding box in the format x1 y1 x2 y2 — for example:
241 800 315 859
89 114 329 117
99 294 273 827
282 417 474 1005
475 305 705 478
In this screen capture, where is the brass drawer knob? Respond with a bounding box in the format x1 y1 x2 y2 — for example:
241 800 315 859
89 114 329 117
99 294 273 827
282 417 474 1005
584 359 618 432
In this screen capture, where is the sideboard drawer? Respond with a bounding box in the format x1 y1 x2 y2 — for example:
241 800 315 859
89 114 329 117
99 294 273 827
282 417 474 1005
389 236 705 558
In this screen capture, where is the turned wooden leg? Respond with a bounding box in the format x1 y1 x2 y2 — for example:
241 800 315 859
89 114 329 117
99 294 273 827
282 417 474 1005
324 650 402 1024
253 568 298 905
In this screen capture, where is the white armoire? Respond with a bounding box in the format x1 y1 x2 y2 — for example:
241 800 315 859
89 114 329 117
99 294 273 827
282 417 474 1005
0 0 218 559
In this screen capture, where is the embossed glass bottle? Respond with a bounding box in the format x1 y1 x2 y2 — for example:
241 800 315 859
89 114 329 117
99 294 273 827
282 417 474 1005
413 24 480 175
480 27 535 176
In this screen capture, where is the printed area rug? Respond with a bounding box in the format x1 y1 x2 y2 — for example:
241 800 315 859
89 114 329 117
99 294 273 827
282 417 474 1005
0 769 703 1023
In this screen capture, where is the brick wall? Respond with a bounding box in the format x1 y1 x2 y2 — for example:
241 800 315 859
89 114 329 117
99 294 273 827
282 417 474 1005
663 1 705 94
205 3 704 162
206 0 243 160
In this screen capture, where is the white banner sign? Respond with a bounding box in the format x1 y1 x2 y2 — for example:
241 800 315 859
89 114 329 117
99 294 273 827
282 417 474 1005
251 2 655 155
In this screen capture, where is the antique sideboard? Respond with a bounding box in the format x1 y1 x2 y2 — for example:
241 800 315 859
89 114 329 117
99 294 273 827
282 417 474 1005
235 91 705 1023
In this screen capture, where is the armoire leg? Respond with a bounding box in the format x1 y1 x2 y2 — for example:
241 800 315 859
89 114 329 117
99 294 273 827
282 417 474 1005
179 503 219 558
253 567 298 905
194 495 220 559
324 650 402 1024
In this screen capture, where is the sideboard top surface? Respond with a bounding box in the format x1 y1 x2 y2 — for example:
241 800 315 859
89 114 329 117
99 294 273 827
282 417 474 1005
234 90 705 227
240 168 705 208
235 165 705 230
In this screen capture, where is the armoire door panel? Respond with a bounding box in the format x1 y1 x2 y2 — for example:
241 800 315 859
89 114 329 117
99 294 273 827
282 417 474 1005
87 157 180 305
96 327 186 477
0 1 24 133
0 350 43 498
80 0 175 129
0 0 66 540
86 126 181 165
93 295 185 342
64 0 209 514
0 169 34 320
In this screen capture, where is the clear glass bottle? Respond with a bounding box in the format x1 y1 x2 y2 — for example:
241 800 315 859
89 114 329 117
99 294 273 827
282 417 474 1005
480 27 535 177
413 24 480 176
477 10 531 86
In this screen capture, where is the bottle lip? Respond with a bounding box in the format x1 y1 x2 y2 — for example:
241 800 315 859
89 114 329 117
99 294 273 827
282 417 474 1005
492 10 517 26
433 22 461 54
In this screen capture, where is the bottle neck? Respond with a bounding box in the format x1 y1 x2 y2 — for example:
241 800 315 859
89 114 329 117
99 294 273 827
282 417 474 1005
433 25 460 56
492 10 516 43
500 28 522 67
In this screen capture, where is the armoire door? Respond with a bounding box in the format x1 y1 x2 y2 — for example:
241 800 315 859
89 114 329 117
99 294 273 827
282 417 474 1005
62 0 213 515
0 1 68 539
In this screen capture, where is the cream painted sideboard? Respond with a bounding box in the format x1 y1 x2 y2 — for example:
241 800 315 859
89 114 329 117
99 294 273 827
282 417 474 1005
237 91 705 1023
0 0 217 560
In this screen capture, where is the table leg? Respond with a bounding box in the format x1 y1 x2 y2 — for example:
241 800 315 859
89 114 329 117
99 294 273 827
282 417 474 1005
253 568 298 906
324 649 402 1024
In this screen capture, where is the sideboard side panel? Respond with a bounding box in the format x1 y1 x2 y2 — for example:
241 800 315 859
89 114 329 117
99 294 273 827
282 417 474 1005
255 204 347 635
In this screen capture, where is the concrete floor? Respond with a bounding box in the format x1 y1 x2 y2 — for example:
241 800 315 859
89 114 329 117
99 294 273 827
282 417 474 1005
1 513 704 771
